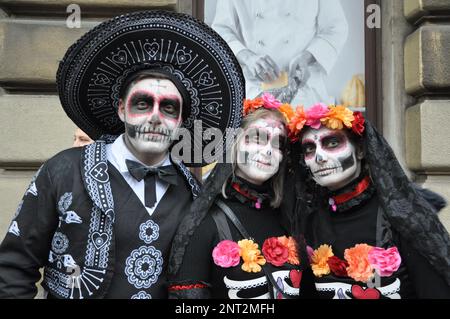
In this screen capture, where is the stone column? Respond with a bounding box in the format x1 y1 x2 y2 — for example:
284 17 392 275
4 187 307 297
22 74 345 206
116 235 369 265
404 0 450 230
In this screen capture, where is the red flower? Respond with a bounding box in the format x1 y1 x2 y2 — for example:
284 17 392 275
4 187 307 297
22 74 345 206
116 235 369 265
327 256 349 277
262 237 289 267
351 111 365 136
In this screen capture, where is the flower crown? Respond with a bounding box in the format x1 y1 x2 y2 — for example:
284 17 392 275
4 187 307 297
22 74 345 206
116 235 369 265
289 103 365 142
243 93 294 127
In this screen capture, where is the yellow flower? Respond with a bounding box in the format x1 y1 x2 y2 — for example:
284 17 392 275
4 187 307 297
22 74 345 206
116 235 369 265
278 103 295 123
311 244 334 277
321 105 355 130
238 239 266 273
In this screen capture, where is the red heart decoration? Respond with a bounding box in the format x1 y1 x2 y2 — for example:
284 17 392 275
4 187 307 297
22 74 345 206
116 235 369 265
351 285 380 299
289 270 302 288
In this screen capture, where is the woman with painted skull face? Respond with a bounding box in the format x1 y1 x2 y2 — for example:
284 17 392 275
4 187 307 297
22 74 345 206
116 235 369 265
284 103 450 299
168 94 303 299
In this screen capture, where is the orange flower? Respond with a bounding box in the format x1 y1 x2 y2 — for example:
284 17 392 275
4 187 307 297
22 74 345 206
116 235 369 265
277 103 295 123
278 236 300 265
243 98 264 116
238 239 266 273
311 244 334 277
321 105 355 130
288 106 307 137
344 244 374 282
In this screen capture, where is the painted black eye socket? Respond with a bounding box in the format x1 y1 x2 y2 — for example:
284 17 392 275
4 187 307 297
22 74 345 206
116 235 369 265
302 143 316 154
135 101 149 110
322 136 341 148
162 104 177 115
160 99 181 118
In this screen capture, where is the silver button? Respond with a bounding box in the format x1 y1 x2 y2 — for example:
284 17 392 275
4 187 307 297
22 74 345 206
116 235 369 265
284 40 289 44
286 12 291 17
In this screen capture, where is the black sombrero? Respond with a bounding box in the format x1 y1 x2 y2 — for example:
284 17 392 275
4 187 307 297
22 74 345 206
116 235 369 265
57 10 245 166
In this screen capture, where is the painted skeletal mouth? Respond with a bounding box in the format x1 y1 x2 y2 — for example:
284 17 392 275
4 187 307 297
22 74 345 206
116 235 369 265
248 159 272 170
138 127 169 136
314 166 341 175
135 127 171 142
142 131 167 137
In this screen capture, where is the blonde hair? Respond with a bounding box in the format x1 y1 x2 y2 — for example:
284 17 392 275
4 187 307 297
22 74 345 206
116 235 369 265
222 108 288 208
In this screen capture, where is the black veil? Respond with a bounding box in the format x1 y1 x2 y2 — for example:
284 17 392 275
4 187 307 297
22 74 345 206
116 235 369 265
287 120 450 286
168 163 232 277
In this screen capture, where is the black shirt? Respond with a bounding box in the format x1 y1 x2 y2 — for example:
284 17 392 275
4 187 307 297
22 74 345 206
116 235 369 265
171 179 301 299
304 175 450 299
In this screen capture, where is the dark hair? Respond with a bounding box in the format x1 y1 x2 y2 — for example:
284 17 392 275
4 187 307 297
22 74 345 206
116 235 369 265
119 69 191 121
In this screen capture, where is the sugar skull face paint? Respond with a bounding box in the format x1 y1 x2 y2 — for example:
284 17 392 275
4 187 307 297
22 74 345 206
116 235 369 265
236 118 287 185
301 126 363 191
118 78 183 158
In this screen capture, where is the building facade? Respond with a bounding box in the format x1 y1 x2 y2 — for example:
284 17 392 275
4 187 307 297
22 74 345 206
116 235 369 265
0 0 449 239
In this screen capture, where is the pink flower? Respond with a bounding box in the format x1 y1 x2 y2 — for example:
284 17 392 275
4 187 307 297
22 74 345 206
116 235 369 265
261 93 282 109
305 103 330 129
368 247 401 277
212 240 241 268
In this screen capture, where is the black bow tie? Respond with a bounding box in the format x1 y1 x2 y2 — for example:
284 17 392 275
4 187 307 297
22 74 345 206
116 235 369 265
125 159 178 208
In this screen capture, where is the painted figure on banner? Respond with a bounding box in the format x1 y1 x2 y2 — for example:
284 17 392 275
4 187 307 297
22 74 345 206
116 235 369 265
212 0 349 108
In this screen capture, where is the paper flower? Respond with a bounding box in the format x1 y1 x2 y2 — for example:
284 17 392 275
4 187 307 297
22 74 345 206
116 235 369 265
278 236 300 265
238 239 266 273
262 237 289 267
321 105 355 130
368 247 401 277
311 244 334 277
212 240 241 268
261 92 282 109
345 244 374 283
289 106 307 138
305 103 330 129
327 256 349 277
278 103 295 123
243 97 264 116
351 111 365 136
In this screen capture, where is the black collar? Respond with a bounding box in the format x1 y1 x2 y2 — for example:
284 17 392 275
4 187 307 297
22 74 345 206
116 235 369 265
226 176 273 209
328 173 376 213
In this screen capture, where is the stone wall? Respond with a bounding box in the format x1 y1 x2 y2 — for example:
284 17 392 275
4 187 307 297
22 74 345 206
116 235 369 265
404 0 450 229
0 0 180 239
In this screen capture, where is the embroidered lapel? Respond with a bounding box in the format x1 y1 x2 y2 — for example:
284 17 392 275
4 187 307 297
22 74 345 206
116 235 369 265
82 140 115 220
171 157 201 199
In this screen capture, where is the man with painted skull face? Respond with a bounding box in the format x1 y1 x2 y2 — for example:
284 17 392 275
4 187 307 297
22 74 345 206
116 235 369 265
0 11 245 299
284 103 450 299
168 94 303 299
